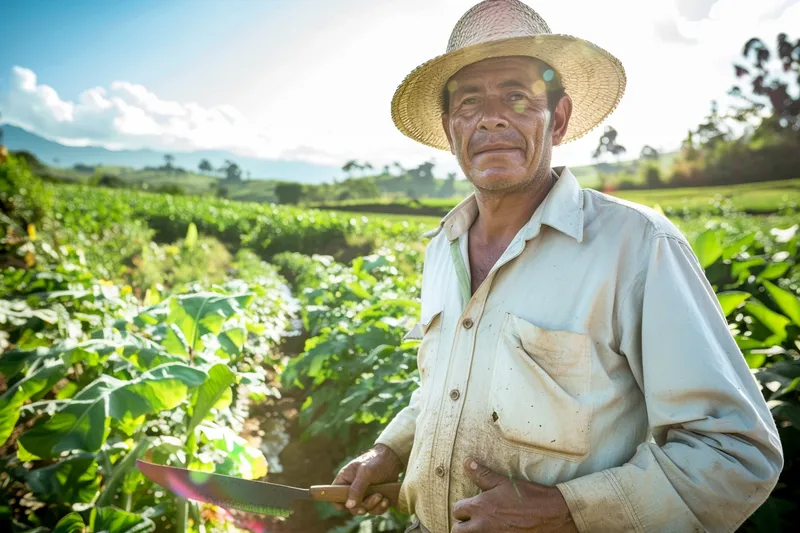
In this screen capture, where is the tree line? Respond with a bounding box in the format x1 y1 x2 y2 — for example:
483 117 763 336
592 32 800 191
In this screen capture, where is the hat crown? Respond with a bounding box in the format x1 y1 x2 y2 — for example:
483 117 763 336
446 0 552 53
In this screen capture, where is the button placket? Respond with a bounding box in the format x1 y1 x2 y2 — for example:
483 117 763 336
439 276 495 533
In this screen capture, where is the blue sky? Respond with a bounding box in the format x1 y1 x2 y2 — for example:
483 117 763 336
0 0 279 101
1 0 798 175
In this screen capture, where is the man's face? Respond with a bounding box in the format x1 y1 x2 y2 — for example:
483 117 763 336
441 56 571 193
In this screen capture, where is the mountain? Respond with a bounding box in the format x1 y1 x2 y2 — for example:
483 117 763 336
0 124 343 183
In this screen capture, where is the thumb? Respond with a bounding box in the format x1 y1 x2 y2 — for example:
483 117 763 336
463 457 505 491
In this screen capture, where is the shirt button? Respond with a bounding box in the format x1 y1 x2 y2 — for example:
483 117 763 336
435 466 445 477
462 318 474 329
449 389 460 401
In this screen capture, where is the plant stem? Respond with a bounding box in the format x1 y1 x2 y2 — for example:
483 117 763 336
177 496 188 533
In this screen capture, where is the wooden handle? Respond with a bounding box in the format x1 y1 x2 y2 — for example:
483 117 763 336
309 482 402 506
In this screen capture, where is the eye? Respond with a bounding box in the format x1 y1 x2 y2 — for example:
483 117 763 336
509 92 525 101
462 96 479 105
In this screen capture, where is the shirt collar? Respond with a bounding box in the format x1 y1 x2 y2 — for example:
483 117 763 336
434 166 584 243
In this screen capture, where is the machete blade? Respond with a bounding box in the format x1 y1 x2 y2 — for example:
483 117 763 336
136 459 310 517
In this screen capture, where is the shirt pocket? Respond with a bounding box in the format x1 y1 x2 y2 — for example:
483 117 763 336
487 312 592 460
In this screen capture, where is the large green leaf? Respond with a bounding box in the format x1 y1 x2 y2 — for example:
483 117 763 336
757 261 792 281
722 233 756 260
731 257 767 284
160 324 189 357
743 301 790 339
167 293 254 351
716 291 750 317
119 333 182 371
218 327 246 356
693 229 723 268
763 280 800 325
19 363 207 458
93 506 155 533
0 339 119 380
52 512 87 533
26 453 100 503
0 359 67 446
187 363 236 437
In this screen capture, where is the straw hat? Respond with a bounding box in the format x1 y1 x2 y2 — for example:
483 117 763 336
391 0 626 150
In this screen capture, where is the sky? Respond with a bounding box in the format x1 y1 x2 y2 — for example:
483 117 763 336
1 0 798 178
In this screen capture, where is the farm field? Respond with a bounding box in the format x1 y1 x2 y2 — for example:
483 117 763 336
310 177 800 219
2 155 799 533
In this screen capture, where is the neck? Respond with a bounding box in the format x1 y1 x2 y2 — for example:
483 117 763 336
471 168 556 244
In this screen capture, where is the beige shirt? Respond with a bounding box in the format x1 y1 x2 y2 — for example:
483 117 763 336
375 167 783 533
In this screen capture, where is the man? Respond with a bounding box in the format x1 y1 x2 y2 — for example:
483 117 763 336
332 1 783 531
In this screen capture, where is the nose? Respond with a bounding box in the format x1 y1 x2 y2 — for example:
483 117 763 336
477 97 508 132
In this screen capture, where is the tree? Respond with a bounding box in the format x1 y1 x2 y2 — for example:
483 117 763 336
163 154 175 173
731 33 800 134
198 159 213 175
440 172 456 197
640 145 660 160
694 101 731 149
392 161 405 176
361 162 374 177
342 160 359 178
221 160 242 182
0 113 5 164
592 126 627 163
274 182 303 204
381 164 390 176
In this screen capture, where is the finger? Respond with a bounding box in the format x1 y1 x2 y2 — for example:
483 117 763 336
452 518 485 533
345 467 373 511
332 464 356 486
463 457 506 491
452 497 475 522
362 492 383 512
332 503 346 512
368 498 390 515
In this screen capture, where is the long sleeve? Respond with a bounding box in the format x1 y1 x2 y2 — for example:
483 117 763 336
374 382 422 464
556 233 783 532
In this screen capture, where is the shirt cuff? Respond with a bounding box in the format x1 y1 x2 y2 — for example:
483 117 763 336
556 470 643 533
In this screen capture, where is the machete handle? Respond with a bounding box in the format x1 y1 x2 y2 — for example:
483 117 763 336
309 482 402 505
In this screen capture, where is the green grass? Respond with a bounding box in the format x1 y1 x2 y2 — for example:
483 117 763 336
312 178 800 220
614 178 800 213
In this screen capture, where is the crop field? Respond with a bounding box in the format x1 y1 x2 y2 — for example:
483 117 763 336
1 155 799 533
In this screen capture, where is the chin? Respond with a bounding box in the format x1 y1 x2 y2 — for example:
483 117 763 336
470 167 527 191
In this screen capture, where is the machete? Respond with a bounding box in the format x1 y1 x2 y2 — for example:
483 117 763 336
136 459 402 517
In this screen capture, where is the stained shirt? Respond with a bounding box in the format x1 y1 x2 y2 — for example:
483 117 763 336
374 166 783 533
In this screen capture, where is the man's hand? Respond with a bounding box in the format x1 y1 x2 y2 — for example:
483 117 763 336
453 457 579 533
331 444 403 516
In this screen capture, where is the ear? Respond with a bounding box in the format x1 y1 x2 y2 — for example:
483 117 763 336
441 113 455 155
550 94 573 146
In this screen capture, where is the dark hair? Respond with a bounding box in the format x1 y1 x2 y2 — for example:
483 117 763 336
442 57 566 115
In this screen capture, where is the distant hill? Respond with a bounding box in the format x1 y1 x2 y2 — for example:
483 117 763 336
1 123 678 189
0 124 343 184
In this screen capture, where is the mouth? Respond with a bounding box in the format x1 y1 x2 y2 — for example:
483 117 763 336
473 146 521 157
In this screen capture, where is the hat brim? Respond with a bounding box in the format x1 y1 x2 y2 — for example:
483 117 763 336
390 34 626 150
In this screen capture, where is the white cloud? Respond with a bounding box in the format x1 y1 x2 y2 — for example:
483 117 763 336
1 66 297 160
